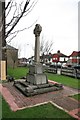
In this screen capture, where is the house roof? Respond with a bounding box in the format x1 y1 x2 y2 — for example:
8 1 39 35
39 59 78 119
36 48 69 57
52 52 68 57
69 51 80 57
6 44 18 50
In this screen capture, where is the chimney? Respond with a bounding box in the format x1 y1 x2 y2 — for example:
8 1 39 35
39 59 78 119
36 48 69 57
57 50 60 53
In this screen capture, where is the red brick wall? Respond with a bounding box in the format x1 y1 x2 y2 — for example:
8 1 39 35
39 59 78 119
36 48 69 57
52 55 59 62
72 58 80 64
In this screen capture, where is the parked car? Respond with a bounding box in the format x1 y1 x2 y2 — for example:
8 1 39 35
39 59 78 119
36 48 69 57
73 65 80 69
50 63 61 68
62 63 67 68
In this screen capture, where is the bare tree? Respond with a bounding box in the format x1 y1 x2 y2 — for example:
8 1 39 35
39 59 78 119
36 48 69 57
32 35 54 56
40 35 53 55
0 0 38 43
31 35 53 63
0 0 38 68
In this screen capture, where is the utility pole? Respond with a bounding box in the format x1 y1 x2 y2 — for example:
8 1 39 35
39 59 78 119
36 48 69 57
78 2 80 64
78 2 80 51
0 1 6 80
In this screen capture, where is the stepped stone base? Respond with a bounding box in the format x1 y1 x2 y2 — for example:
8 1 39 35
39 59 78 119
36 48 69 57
14 80 63 96
14 64 63 96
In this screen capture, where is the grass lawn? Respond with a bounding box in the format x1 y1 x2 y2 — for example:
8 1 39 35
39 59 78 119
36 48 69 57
7 67 29 79
70 94 80 101
7 67 80 89
2 97 75 119
47 73 80 89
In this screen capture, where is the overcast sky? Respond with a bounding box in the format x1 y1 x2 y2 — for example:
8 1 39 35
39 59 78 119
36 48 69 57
6 0 80 58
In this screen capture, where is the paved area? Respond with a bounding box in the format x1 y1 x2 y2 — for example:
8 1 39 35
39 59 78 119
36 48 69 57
0 80 80 119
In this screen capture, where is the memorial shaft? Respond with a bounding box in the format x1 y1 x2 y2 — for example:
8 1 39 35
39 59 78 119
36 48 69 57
34 24 42 63
35 35 40 63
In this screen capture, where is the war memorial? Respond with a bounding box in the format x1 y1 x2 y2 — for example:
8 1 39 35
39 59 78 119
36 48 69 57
14 24 63 96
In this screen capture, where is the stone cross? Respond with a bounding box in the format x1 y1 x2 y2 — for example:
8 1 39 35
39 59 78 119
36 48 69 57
33 24 42 63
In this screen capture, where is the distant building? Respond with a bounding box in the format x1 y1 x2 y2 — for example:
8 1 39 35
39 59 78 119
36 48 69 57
40 53 52 64
52 50 68 64
69 51 80 66
18 57 28 66
18 57 27 64
6 44 18 68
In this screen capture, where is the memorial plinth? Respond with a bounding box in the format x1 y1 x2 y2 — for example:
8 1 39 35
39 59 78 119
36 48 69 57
14 24 63 96
27 64 48 85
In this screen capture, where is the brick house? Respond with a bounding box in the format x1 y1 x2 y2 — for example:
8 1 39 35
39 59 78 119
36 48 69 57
52 50 68 64
6 44 18 68
69 51 80 66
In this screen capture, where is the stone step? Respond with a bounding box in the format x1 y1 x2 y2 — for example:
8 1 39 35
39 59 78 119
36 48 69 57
25 86 61 96
34 86 60 94
14 80 63 97
14 83 26 95
19 81 29 87
15 83 62 97
37 83 50 88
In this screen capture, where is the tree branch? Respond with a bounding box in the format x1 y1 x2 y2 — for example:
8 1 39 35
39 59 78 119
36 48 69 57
23 0 38 17
6 0 30 39
5 0 14 17
5 0 12 10
7 18 38 42
6 2 17 28
40 36 53 55
7 32 18 43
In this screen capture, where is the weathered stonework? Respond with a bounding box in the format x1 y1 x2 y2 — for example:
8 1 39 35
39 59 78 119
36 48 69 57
26 24 48 85
14 24 63 96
